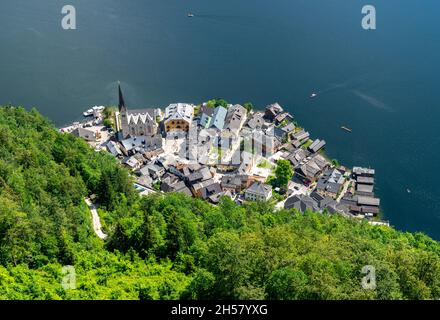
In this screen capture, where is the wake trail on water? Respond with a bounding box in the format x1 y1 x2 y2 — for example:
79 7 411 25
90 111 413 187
311 74 394 112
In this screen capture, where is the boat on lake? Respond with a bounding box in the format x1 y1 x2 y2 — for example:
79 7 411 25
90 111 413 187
83 105 105 117
341 126 352 133
310 92 318 98
187 13 195 17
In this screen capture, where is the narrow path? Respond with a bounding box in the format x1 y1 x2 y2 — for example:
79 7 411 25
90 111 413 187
85 198 108 240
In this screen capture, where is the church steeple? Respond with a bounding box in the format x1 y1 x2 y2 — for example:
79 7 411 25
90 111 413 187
118 82 127 113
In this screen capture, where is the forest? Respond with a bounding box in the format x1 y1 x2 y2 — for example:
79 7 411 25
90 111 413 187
0 106 439 300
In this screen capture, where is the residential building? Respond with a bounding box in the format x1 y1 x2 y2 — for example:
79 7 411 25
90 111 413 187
164 103 194 132
292 130 310 142
199 182 223 201
198 105 214 128
295 154 330 185
123 156 142 170
247 112 265 130
274 112 293 125
353 167 375 178
308 139 326 153
106 140 122 157
316 168 345 198
139 163 165 180
225 104 247 134
120 135 162 156
264 103 284 121
245 182 272 201
281 123 295 135
72 127 97 142
210 106 228 130
284 195 319 212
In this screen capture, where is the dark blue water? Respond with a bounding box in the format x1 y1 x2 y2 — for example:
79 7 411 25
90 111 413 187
0 0 439 239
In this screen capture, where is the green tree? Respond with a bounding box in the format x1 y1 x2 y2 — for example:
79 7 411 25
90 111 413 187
243 102 254 112
274 159 293 187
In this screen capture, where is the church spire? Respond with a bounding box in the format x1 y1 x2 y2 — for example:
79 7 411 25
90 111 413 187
118 81 127 113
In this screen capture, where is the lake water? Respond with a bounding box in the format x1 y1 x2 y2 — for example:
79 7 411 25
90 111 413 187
1 0 439 239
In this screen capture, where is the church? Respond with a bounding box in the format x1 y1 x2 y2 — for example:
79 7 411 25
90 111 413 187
116 84 161 139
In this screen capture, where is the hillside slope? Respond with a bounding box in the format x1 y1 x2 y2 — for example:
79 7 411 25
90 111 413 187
0 106 439 300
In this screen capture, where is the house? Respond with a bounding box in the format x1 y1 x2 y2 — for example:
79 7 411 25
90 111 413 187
210 106 228 130
139 163 165 180
310 191 340 211
237 150 256 175
247 112 265 130
245 182 272 202
353 167 375 178
120 136 144 155
308 139 326 153
160 173 193 196
198 105 214 128
72 127 97 142
181 163 202 177
160 173 180 189
156 154 178 170
284 191 342 214
292 130 310 142
286 148 310 167
192 178 216 197
316 168 345 198
123 156 142 170
295 154 330 185
187 166 212 185
284 195 319 212
120 135 163 156
266 125 287 142
136 175 153 188
208 190 233 204
274 112 293 125
221 174 252 193
106 140 122 157
281 123 295 135
341 194 380 216
356 176 375 185
164 103 194 132
132 153 146 166
166 181 193 197
264 103 284 121
357 196 380 207
225 104 247 134
117 84 160 139
251 130 282 157
356 183 374 197
199 182 223 201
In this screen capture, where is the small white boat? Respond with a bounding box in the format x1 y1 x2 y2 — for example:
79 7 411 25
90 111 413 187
187 13 195 17
310 92 318 98
93 106 105 111
407 188 411 194
83 106 105 117
83 109 94 117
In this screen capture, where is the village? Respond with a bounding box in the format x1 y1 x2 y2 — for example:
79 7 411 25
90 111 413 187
61 85 389 226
